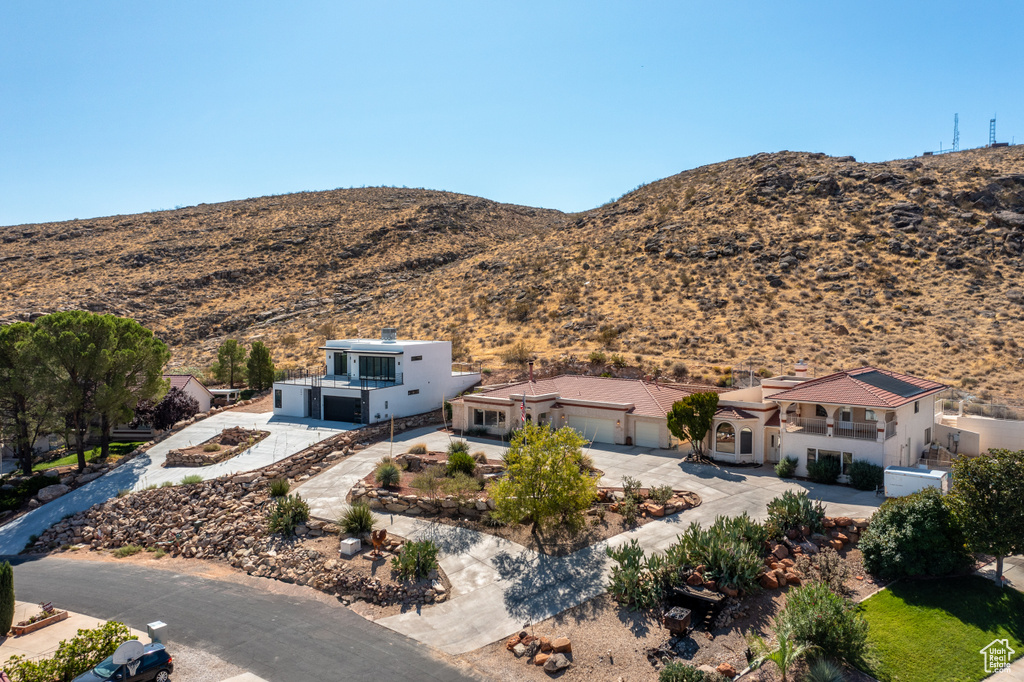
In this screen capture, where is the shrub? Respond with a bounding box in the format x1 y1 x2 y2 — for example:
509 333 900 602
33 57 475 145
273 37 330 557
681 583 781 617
795 547 851 595
446 439 470 456
113 544 144 558
606 539 661 610
648 485 674 505
775 456 798 478
0 561 13 636
668 515 765 593
442 471 482 503
2 620 135 682
471 451 488 464
621 476 643 501
375 462 402 487
859 487 972 578
268 478 290 498
847 460 884 491
391 540 439 580
340 503 377 536
588 350 607 365
446 450 476 477
116 488 131 497
658 662 724 682
803 657 847 682
203 443 221 452
807 455 842 484
619 495 639 525
778 581 867 664
766 490 825 537
160 481 174 488
407 443 428 455
179 474 203 485
240 389 257 400
410 465 446 502
268 494 310 536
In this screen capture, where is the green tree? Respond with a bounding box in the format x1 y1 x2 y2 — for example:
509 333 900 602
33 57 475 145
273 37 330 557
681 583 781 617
490 422 598 540
0 561 14 636
33 311 117 471
747 625 816 682
947 449 1024 586
94 316 169 458
0 323 59 474
246 340 276 390
666 391 719 460
213 339 247 388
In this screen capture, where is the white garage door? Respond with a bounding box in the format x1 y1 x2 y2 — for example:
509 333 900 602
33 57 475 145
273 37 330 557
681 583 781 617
568 416 616 444
635 421 662 449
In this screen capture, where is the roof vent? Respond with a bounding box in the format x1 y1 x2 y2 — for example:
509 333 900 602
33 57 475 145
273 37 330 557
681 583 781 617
381 327 398 343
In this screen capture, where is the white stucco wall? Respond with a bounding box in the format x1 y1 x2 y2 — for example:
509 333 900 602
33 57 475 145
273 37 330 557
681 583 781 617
275 383 308 418
183 381 213 413
940 414 1024 455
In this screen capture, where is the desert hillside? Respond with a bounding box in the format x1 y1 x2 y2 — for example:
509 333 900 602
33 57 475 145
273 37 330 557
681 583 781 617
2 147 1023 399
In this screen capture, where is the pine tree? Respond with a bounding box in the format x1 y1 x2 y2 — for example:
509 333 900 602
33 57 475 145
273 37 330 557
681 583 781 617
246 341 276 391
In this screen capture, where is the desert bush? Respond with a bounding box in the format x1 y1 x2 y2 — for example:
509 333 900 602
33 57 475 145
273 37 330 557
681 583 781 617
606 539 661 610
658 662 725 682
619 496 639 525
859 487 972 578
340 503 377 536
410 465 446 502
407 443 428 455
268 494 310 536
391 540 439 580
203 443 221 452
446 450 476 477
446 439 470 456
648 485 674 505
795 547 851 595
113 544 144 558
471 451 487 464
766 490 825 537
588 350 607 365
778 582 867 664
775 456 798 478
268 478 290 498
807 455 841 484
621 475 643 501
442 471 482 503
179 474 204 485
667 515 765 593
847 461 884 491
497 341 532 365
375 462 402 487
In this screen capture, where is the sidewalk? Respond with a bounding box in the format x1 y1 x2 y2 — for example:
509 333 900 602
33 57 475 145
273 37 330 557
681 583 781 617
296 426 883 655
0 600 149 662
0 412 349 555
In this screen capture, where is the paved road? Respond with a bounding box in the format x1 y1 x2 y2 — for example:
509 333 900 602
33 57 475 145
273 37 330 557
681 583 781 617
0 412 351 555
11 557 478 682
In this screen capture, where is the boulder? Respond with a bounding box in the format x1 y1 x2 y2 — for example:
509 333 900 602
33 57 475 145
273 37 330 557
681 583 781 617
539 637 552 652
784 571 802 585
772 544 789 559
543 653 571 673
534 652 551 666
551 636 571 654
717 662 738 678
759 572 779 589
37 484 71 503
686 572 704 586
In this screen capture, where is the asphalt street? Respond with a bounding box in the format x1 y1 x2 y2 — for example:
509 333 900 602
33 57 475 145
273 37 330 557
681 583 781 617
10 557 480 682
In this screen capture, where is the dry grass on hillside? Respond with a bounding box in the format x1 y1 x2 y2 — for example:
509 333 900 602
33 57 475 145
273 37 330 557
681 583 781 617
2 147 1024 400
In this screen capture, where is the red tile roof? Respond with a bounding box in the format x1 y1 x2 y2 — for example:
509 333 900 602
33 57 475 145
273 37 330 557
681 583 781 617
766 367 946 409
715 405 758 420
459 375 722 418
163 374 212 395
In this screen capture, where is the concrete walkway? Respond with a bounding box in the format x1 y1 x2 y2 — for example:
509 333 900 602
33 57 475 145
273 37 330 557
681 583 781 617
0 600 149 662
0 412 351 555
296 427 883 654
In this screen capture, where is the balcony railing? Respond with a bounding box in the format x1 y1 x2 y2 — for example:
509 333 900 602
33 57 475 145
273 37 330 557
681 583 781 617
786 416 827 435
835 421 878 441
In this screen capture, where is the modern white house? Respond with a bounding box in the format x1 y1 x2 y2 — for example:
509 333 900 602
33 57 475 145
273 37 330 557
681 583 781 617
272 328 481 425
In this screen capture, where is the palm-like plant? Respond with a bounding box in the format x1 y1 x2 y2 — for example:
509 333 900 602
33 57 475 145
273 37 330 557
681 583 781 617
747 625 816 682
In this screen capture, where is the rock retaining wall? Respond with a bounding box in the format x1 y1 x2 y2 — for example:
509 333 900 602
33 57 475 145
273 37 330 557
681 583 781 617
164 428 269 467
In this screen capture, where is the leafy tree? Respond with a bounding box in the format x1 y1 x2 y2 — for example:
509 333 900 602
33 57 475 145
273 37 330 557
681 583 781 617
246 340 275 391
947 449 1024 585
213 339 247 388
0 323 59 475
133 387 200 431
0 561 14 636
93 316 169 458
666 391 719 460
32 311 117 470
490 422 598 540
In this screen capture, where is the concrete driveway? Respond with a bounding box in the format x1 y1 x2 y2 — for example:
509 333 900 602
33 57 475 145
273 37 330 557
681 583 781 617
0 411 351 555
295 426 883 654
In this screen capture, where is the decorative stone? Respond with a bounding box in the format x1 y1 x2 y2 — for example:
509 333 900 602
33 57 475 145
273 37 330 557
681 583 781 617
716 662 738 678
37 484 71 503
551 637 571 654
543 653 570 673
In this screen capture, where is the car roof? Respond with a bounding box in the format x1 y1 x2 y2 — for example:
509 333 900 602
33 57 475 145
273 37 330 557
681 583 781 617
143 643 166 653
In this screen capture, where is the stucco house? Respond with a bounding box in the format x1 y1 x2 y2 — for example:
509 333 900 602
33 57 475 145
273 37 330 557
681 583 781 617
165 374 215 413
272 328 480 424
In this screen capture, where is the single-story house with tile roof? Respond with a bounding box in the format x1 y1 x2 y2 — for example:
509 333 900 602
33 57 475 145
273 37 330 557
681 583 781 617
451 374 724 449
165 374 215 413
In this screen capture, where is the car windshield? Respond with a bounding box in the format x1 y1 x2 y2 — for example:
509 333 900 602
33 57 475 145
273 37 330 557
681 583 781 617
93 655 120 677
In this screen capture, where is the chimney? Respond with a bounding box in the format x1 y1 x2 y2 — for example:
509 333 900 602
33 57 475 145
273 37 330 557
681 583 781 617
794 360 808 378
528 361 534 382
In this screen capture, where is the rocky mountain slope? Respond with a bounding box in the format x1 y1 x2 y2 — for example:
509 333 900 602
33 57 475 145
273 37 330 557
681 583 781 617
2 146 1023 398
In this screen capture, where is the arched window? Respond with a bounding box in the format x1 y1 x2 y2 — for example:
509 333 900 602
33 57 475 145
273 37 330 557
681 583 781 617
740 427 753 455
815 404 828 418
716 423 735 454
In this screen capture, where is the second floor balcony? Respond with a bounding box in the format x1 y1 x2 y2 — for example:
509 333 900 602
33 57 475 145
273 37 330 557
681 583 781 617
786 415 896 441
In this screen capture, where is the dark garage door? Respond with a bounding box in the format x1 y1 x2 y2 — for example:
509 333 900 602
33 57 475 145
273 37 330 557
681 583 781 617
323 396 361 423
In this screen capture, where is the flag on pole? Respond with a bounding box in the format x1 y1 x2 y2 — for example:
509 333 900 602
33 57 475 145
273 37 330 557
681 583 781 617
521 394 527 424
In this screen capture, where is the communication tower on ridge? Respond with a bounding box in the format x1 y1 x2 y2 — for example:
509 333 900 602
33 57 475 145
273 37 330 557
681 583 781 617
952 114 959 152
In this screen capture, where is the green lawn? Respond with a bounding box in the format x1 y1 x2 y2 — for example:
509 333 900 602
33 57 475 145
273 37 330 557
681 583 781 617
32 442 144 471
861 575 1024 682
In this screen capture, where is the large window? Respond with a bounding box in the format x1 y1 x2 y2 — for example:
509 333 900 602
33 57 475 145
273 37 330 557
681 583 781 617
815 404 828 417
740 427 753 455
807 448 853 473
358 356 396 382
716 423 735 453
274 389 282 408
473 409 507 428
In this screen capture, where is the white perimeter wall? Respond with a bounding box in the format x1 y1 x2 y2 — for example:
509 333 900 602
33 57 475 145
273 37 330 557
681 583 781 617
275 383 307 418
941 415 1024 455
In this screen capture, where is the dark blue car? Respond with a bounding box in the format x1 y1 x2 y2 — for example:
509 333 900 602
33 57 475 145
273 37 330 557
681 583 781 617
73 643 173 682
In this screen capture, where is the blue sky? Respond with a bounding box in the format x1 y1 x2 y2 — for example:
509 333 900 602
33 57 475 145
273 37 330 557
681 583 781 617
1 1 1021 226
